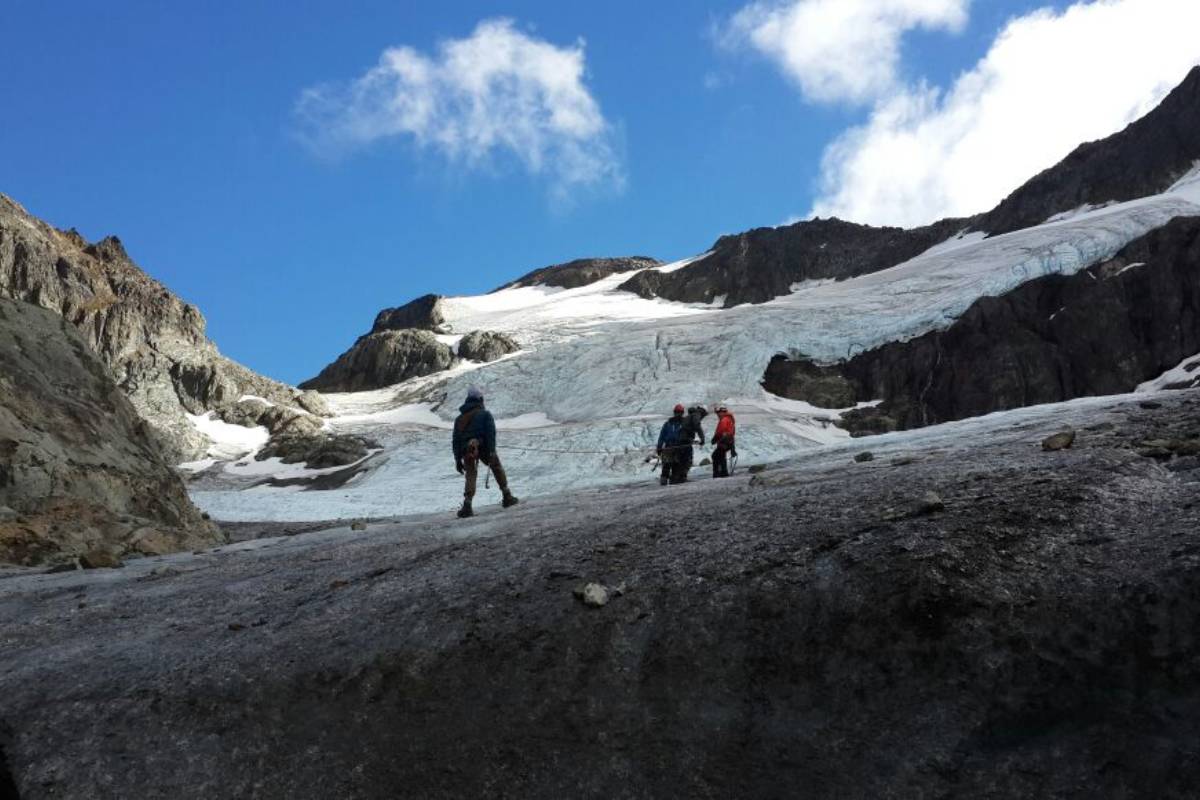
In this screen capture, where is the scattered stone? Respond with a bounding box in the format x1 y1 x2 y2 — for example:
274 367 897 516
1140 400 1164 410
917 492 946 515
854 452 875 463
749 473 801 488
1139 447 1174 461
1042 430 1077 451
329 579 349 590
79 551 122 570
350 522 367 531
228 623 247 632
699 458 712 467
574 583 610 608
0 505 17 523
891 456 917 467
747 464 767 474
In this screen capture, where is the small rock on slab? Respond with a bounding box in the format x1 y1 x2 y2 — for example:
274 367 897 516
854 452 875 463
747 464 767 474
1139 400 1163 410
350 522 367 531
0 505 17 523
1042 430 1076 451
79 550 122 569
574 582 610 608
917 492 945 515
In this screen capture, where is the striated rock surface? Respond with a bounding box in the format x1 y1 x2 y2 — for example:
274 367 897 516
974 65 1200 236
764 216 1200 434
299 329 455 392
457 330 519 363
619 217 970 306
0 194 319 459
0 298 219 565
499 256 661 291
1 393 1198 796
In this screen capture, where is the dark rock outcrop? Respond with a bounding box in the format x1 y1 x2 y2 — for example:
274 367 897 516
300 330 455 392
974 65 1200 236
0 194 321 459
457 330 519 362
620 217 970 306
255 433 378 470
499 256 661 291
2 393 1199 797
764 216 1200 434
371 294 446 334
0 298 220 565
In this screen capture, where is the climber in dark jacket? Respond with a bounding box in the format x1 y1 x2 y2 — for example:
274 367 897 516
451 386 518 518
656 404 687 486
670 405 707 484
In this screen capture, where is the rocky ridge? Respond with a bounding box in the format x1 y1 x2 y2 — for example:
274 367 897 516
620 216 971 306
0 194 327 460
764 215 1200 434
0 298 220 566
498 256 662 291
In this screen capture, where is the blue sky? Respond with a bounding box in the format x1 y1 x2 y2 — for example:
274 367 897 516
3 0 1196 383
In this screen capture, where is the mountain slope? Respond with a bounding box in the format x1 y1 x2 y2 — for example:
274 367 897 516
0 194 326 459
0 298 219 565
766 213 1200 432
187 166 1200 522
620 216 971 306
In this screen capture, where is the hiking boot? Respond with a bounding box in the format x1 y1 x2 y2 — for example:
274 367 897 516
457 500 474 518
502 493 519 509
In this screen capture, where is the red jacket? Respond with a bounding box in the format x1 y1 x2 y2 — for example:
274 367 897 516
712 412 735 447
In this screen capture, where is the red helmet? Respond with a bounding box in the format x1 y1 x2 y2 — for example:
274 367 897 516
673 403 685 414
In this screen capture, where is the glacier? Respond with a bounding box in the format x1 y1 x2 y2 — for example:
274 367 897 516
188 172 1200 521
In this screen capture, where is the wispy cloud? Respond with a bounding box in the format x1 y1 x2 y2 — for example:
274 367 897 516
722 0 970 104
811 0 1200 226
295 18 623 203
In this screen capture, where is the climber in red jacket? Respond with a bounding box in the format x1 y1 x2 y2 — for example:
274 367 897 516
711 405 736 478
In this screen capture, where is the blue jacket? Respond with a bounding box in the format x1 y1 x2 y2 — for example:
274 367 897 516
452 398 497 460
657 417 685 452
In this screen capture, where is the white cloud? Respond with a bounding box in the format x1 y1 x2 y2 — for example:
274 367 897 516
725 0 970 104
812 0 1200 227
295 19 623 202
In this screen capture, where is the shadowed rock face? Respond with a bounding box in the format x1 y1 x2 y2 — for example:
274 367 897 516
0 298 220 565
299 329 455 392
498 256 661 291
619 217 971 307
974 65 1200 236
764 216 1200 434
371 294 446 333
0 194 313 459
1 392 1198 797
